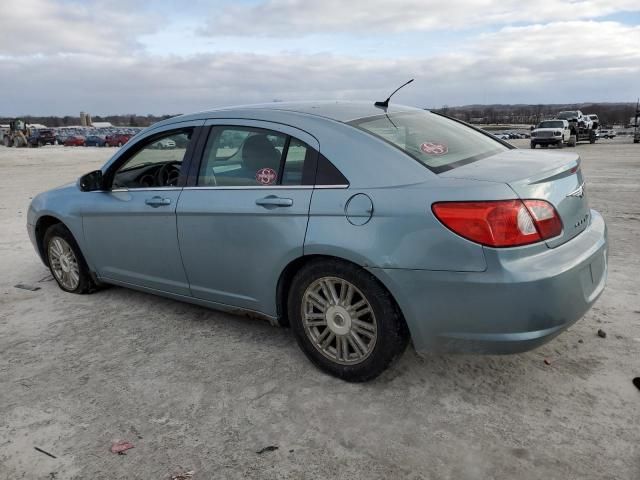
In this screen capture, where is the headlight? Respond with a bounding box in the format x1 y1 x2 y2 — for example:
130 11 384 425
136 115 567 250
554 131 561 136
531 132 536 137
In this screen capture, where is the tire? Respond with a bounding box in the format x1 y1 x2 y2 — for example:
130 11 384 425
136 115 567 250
43 224 96 294
117 142 122 147
569 136 577 147
105 142 110 147
530 142 536 149
557 141 564 149
288 259 409 382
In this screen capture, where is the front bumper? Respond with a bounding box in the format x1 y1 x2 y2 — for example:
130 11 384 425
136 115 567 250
532 138 562 145
371 209 608 354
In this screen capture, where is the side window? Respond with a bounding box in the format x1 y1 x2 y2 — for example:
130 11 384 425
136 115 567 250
281 138 308 185
198 126 312 187
112 129 193 189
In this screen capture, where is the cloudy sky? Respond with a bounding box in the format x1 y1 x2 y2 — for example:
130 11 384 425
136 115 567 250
1 0 639 115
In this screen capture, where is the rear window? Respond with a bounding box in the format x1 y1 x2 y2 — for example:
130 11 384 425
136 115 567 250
349 111 507 173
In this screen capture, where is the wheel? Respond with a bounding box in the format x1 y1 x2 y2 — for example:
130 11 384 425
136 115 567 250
105 142 110 147
530 142 536 149
117 141 122 147
557 141 564 149
288 259 409 382
569 136 577 147
43 224 96 294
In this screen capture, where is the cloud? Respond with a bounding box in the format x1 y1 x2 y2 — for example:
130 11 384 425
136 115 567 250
1 20 639 115
203 0 640 36
0 0 158 55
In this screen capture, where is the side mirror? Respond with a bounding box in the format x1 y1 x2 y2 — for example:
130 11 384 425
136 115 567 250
79 170 104 192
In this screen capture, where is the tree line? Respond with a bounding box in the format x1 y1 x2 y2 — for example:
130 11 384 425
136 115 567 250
434 102 639 127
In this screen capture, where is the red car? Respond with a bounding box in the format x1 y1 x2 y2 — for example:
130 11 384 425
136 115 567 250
105 134 132 147
64 136 85 147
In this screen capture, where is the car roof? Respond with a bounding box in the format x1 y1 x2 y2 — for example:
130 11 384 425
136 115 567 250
159 101 423 126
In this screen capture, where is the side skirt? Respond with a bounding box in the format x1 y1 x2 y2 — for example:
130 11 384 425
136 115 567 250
97 276 281 326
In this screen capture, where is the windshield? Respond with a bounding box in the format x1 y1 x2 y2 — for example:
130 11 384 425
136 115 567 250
349 111 507 173
538 121 564 128
557 111 578 120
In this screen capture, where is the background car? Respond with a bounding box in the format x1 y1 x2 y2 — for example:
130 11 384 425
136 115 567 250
63 135 85 147
27 102 608 382
85 135 106 147
151 138 176 149
105 133 132 147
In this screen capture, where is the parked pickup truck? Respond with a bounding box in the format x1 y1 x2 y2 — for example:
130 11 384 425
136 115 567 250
27 128 56 147
530 119 571 148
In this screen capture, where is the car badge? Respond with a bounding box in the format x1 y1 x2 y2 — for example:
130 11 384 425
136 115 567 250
567 183 585 198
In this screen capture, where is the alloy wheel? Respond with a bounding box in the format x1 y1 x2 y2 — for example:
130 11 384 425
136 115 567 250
48 236 80 290
301 276 377 365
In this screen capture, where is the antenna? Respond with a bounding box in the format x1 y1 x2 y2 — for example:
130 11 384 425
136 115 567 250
375 79 414 109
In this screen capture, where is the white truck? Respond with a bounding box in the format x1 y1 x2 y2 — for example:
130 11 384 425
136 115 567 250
556 110 597 144
530 119 572 148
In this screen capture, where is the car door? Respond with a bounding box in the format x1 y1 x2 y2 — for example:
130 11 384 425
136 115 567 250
82 125 200 295
176 121 319 315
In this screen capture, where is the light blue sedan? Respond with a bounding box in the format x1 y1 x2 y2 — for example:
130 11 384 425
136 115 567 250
27 102 608 381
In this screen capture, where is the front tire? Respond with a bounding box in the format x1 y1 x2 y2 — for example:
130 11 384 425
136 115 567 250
288 259 409 382
43 224 96 294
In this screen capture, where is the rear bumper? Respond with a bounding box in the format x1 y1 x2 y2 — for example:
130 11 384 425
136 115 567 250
371 209 608 354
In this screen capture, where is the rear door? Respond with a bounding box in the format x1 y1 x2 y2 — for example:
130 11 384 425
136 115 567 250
176 121 319 315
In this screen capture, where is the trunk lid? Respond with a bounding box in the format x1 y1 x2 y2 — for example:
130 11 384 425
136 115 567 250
441 149 590 248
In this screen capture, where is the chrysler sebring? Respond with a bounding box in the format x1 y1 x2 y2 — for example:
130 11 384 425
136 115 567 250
28 102 608 381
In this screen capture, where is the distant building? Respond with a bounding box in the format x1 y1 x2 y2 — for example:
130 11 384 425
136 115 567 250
91 122 113 128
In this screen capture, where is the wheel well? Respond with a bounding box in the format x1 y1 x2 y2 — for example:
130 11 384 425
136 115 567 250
35 216 62 265
275 254 406 329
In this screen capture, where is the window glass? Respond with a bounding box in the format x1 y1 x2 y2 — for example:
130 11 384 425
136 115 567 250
349 111 507 173
198 127 310 187
112 129 192 189
281 138 308 185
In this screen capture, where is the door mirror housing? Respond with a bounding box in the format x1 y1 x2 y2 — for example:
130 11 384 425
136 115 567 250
79 170 104 192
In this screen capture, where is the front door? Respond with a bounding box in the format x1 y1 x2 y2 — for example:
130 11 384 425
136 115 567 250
82 128 196 295
177 122 318 315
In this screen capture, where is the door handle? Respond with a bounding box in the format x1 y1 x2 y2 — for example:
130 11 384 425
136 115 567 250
145 196 172 207
255 195 293 208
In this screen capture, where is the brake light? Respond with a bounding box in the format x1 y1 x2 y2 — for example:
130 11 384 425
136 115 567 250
432 200 562 247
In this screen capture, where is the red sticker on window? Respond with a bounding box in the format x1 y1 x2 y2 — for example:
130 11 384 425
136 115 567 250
420 142 448 155
256 167 277 185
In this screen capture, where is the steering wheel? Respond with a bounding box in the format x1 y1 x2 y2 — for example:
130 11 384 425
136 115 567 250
156 161 181 187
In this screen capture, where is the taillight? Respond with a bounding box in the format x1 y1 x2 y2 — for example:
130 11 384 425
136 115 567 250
432 200 562 247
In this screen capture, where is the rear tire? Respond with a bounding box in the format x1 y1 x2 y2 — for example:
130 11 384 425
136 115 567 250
43 224 96 294
288 259 409 382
